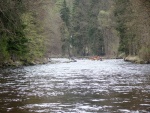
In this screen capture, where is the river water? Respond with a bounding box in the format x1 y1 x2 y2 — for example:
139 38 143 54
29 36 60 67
0 59 150 113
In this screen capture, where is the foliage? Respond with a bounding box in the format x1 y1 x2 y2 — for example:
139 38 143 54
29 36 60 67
60 0 71 56
0 0 28 63
67 0 105 56
0 0 149 66
60 0 70 27
0 36 9 63
21 12 45 62
98 4 119 58
114 0 150 62
0 0 45 65
139 46 150 62
114 0 131 55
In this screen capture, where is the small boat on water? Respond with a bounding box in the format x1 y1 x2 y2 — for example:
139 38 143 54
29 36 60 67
89 56 102 61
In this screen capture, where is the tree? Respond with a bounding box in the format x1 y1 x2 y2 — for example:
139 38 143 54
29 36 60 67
114 0 150 62
60 0 70 27
70 0 105 56
114 0 131 55
60 0 72 56
0 0 28 63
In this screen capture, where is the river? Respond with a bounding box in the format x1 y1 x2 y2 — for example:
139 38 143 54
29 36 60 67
0 59 150 113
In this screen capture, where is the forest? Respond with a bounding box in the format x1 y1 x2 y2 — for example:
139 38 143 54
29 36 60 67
0 0 150 67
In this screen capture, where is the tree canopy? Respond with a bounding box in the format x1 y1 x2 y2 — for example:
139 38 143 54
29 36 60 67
0 0 150 66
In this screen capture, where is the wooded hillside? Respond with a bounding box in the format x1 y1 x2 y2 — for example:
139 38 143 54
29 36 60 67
0 0 149 66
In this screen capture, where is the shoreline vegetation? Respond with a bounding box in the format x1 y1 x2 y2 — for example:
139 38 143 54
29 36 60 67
0 55 149 68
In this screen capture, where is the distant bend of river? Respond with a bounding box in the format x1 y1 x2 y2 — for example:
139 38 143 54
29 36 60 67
0 58 150 113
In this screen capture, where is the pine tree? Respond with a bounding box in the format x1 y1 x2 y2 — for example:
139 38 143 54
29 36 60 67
60 0 70 27
114 0 130 55
60 0 71 56
0 0 28 62
71 0 105 56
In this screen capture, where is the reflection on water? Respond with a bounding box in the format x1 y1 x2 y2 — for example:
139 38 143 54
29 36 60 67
0 59 150 113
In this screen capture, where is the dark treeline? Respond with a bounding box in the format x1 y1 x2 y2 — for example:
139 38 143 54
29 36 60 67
61 0 105 56
0 0 149 66
114 0 150 62
0 0 46 66
0 0 27 64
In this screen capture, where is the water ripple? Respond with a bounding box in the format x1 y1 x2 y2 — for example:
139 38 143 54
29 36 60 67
0 59 150 113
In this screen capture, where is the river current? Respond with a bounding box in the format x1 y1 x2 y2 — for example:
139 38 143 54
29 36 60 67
0 59 150 113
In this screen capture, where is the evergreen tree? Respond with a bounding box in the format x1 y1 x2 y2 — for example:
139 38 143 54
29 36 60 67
88 0 105 55
60 0 70 27
60 0 71 56
114 0 130 55
0 0 28 63
71 0 89 55
71 0 105 56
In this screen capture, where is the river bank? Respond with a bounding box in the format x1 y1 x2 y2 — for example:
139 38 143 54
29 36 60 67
0 55 149 68
124 56 150 64
0 57 51 68
0 57 77 68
